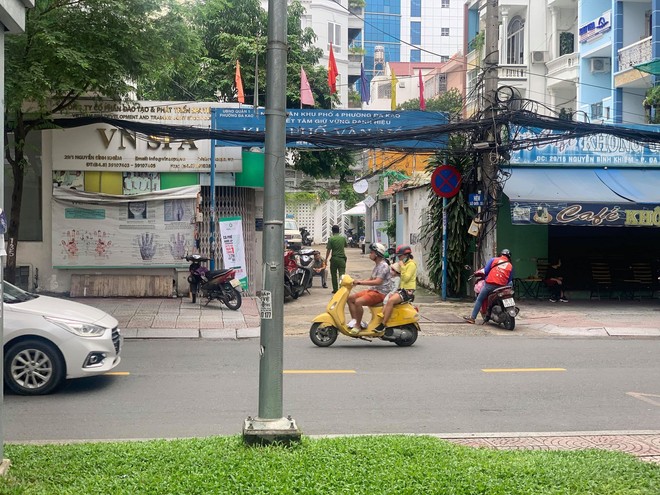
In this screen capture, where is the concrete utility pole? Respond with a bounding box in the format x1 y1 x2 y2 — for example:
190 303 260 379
479 0 500 265
242 0 301 445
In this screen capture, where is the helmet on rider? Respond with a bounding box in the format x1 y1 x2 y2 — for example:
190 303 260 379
396 245 413 259
500 248 511 259
369 242 387 258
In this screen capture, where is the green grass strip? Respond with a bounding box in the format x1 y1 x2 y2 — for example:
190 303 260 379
0 435 658 495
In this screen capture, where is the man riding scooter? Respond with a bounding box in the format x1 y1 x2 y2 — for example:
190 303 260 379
347 242 391 334
464 249 514 324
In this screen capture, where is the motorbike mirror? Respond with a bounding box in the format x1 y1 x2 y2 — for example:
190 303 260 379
464 265 472 270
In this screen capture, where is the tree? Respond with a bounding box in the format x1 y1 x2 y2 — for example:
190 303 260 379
4 0 183 283
421 134 476 297
398 88 464 117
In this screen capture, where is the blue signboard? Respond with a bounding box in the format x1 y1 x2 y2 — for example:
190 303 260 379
510 201 660 227
211 108 448 149
509 126 660 167
468 193 484 206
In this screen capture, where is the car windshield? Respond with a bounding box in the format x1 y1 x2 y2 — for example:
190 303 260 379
285 220 298 231
3 281 38 303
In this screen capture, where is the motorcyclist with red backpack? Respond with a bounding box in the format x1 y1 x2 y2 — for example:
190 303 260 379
464 249 514 324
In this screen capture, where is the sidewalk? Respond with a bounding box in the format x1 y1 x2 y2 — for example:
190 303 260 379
73 244 660 339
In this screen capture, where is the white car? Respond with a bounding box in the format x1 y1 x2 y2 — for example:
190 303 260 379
3 281 122 395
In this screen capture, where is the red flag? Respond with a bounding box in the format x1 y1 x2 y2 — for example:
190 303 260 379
300 67 315 106
419 70 426 111
328 44 338 94
235 60 245 104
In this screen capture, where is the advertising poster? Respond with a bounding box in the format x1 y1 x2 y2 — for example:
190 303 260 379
373 221 389 245
52 186 199 268
218 216 248 290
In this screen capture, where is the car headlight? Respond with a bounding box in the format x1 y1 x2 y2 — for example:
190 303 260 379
44 316 107 337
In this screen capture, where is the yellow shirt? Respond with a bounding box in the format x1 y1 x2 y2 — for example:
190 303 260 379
399 259 417 290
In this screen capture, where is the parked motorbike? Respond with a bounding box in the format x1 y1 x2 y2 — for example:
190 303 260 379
470 268 519 330
310 273 420 347
284 248 315 300
185 254 242 310
300 227 313 247
346 228 359 248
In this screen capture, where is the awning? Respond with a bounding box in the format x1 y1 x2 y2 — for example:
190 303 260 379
342 201 366 216
503 168 658 203
503 168 660 227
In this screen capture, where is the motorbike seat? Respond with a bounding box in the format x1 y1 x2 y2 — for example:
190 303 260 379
207 268 232 279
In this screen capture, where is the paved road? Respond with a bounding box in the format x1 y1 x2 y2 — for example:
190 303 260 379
4 338 659 463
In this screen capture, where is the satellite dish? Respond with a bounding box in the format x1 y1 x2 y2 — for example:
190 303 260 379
353 179 368 194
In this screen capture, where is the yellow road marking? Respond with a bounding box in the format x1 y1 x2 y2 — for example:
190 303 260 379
284 370 356 374
482 368 566 373
104 371 130 376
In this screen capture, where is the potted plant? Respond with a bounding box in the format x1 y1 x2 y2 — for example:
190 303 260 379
643 86 660 123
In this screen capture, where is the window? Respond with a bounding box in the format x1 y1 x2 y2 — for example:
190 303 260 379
378 82 392 99
506 16 525 64
441 0 450 7
437 73 447 93
411 21 421 45
328 22 341 52
591 102 603 120
440 55 449 62
411 0 421 17
410 49 421 62
441 28 450 37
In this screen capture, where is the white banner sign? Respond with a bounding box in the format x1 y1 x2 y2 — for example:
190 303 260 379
52 186 200 268
50 101 243 172
218 216 249 289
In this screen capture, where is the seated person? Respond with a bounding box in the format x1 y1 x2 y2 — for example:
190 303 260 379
378 245 417 331
347 243 391 334
545 258 568 302
311 250 327 288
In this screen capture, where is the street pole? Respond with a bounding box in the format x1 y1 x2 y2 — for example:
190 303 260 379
479 0 500 265
243 0 301 445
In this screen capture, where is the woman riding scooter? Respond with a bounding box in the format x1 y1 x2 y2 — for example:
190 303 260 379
346 243 391 334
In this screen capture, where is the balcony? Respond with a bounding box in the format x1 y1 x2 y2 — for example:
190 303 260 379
498 65 526 81
615 36 652 88
618 36 651 71
546 53 579 89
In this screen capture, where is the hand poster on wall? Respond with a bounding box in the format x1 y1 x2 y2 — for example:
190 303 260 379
52 186 199 268
218 216 248 290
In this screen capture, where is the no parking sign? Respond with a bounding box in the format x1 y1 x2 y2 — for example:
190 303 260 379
431 165 462 198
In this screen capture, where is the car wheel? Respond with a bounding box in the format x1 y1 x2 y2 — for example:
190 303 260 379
4 339 65 395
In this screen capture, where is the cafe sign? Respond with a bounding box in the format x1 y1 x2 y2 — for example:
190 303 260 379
511 202 660 227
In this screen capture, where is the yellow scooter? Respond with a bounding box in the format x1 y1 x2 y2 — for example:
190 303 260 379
310 274 420 347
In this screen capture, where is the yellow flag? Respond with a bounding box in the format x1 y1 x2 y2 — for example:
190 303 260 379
390 66 398 111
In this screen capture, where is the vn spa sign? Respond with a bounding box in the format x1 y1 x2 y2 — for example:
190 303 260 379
49 101 242 173
511 202 660 227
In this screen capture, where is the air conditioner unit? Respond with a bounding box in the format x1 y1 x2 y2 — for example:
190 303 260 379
590 57 611 74
398 81 406 88
531 51 548 64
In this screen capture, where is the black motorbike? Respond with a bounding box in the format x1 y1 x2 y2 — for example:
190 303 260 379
185 254 242 310
284 248 315 300
346 228 359 248
300 227 313 247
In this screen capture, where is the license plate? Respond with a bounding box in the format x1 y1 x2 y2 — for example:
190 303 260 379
502 298 515 307
230 278 241 288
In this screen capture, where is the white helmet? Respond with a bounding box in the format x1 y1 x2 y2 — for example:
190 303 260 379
369 242 387 258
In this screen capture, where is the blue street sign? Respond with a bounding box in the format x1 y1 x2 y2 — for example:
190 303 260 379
469 193 484 206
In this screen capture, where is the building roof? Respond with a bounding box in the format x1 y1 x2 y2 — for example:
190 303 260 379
389 62 447 78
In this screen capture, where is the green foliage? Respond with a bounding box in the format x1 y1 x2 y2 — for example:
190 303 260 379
421 134 475 296
385 218 396 241
291 149 356 181
397 88 464 117
285 192 317 205
1 435 657 494
337 183 361 209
